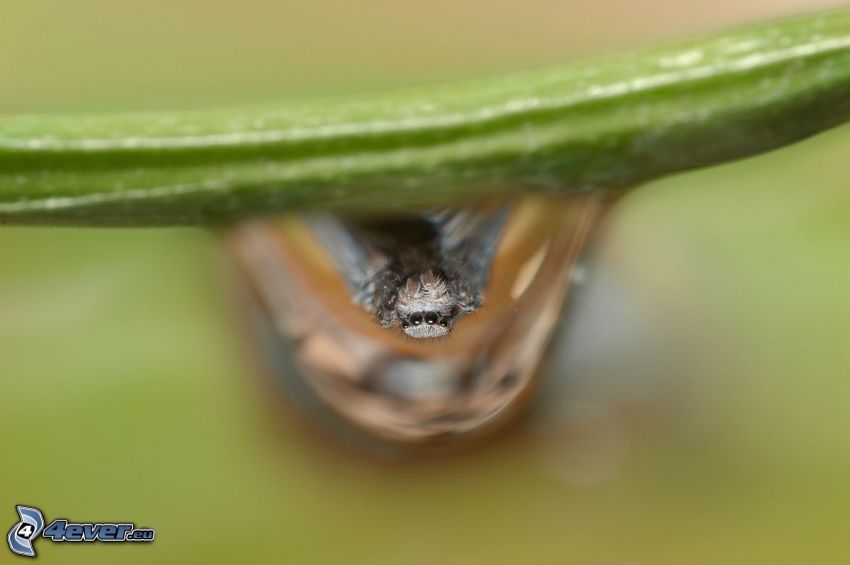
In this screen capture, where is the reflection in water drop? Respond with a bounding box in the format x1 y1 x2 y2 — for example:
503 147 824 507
228 195 608 449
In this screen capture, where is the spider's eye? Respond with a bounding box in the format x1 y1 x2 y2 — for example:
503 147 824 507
438 317 450 328
410 313 423 325
401 320 410 329
424 312 439 325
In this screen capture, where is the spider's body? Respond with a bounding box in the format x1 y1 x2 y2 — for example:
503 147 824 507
308 207 507 338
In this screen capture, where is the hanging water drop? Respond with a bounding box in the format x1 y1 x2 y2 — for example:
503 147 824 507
228 194 607 448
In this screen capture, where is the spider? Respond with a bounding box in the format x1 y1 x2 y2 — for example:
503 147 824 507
308 206 508 338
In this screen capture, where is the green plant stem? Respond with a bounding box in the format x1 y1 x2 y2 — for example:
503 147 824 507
1 10 850 226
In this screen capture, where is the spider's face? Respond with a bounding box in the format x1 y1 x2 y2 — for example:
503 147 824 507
395 271 456 339
400 310 454 338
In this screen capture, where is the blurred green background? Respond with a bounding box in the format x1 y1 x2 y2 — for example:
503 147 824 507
1 1 849 563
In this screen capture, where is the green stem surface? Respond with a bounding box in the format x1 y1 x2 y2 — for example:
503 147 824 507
2 10 850 225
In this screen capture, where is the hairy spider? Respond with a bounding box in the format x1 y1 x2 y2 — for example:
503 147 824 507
308 207 508 338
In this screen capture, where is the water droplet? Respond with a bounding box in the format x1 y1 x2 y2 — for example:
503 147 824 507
227 194 607 450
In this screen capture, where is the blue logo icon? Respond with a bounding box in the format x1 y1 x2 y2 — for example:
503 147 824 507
7 506 45 557
7 504 154 558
